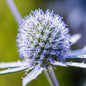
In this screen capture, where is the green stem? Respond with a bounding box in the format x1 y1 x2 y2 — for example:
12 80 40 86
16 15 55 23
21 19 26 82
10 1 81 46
44 66 59 86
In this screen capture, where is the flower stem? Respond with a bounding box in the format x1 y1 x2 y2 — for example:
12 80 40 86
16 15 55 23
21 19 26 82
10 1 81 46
44 66 59 86
6 0 22 24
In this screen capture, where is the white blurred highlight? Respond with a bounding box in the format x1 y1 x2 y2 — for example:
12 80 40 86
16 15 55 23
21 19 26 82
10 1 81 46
71 34 81 45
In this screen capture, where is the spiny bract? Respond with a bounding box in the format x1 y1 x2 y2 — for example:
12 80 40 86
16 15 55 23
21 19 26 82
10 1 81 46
17 8 71 67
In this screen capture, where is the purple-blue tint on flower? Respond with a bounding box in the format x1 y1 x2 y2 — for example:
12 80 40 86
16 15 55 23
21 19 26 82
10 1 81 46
17 8 71 67
0 8 86 86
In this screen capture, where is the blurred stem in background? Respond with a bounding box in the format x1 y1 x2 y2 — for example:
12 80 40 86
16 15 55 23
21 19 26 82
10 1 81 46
6 0 59 86
6 0 22 24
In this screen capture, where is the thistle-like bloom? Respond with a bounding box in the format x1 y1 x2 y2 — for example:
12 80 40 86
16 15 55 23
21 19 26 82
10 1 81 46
17 8 71 66
0 8 86 86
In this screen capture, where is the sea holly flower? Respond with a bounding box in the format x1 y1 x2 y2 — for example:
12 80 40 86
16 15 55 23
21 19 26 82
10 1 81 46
0 8 86 86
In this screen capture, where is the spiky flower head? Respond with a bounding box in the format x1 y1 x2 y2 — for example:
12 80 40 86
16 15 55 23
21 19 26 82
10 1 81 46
17 8 71 67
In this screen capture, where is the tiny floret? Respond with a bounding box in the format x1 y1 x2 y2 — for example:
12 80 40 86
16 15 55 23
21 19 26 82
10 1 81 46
17 8 71 67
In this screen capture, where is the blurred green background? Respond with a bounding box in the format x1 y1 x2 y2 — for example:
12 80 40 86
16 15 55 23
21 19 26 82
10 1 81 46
0 0 85 86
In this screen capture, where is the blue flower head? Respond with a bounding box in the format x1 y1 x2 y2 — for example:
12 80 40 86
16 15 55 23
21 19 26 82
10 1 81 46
17 8 71 67
0 8 86 86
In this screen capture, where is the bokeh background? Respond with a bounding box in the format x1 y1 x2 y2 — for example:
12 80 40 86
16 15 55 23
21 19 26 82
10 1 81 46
0 0 86 86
